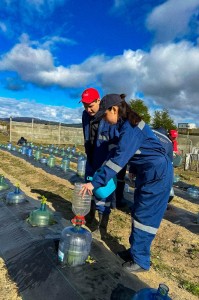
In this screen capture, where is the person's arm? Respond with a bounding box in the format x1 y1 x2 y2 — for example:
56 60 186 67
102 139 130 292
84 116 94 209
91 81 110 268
91 122 144 189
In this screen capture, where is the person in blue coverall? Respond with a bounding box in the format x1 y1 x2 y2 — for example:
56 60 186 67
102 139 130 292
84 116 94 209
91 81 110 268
80 88 118 238
80 94 173 273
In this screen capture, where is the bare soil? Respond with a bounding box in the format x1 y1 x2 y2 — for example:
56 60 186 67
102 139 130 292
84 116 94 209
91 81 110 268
0 150 198 300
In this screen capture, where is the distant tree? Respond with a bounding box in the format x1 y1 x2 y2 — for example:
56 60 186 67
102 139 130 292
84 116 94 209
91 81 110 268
129 99 151 124
151 109 177 131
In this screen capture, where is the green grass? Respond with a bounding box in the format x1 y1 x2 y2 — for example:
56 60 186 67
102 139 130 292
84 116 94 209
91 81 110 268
178 279 199 296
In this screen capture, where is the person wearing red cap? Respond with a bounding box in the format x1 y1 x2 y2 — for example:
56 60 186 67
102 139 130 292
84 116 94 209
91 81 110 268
80 94 173 273
80 88 119 239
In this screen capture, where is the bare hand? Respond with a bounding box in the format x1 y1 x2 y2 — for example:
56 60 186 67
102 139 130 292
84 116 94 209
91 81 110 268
79 182 94 197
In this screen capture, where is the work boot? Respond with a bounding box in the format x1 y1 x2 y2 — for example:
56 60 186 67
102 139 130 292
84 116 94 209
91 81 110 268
117 248 132 262
122 261 148 273
92 212 109 240
85 200 96 225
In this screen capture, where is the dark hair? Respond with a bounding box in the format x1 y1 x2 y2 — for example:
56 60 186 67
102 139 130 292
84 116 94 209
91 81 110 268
107 94 141 126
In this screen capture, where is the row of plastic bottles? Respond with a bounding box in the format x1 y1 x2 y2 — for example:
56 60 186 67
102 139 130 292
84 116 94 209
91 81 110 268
3 143 78 158
173 174 199 199
1 143 86 177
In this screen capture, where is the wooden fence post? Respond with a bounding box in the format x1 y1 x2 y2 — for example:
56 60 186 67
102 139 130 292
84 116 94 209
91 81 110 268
31 118 34 142
9 116 12 143
58 123 61 145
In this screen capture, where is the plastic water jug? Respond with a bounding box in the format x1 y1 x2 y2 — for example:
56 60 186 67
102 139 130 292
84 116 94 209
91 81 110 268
187 187 199 199
60 149 66 157
21 146 27 155
6 185 26 204
77 155 86 177
28 196 54 227
132 284 172 299
173 174 180 183
34 150 41 160
26 147 33 157
0 175 9 192
71 146 76 155
72 183 91 216
53 147 59 154
40 157 47 164
47 155 56 168
61 157 70 172
7 143 12 151
58 225 92 266
87 169 117 199
66 147 71 154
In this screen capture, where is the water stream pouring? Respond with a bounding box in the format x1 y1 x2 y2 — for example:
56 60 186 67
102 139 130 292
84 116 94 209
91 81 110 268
58 183 92 267
28 196 54 226
132 284 172 299
6 184 26 204
0 175 9 192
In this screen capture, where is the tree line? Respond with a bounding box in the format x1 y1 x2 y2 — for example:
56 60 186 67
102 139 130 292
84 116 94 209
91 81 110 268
129 99 177 131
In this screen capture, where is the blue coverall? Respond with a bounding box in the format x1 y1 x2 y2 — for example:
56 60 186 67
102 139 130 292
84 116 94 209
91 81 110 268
90 119 173 269
82 110 118 214
152 128 173 162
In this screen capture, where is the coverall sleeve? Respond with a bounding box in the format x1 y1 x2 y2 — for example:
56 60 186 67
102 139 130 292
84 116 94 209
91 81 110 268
91 122 145 189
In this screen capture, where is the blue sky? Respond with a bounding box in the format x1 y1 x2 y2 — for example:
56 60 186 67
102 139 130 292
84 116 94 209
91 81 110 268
0 0 199 125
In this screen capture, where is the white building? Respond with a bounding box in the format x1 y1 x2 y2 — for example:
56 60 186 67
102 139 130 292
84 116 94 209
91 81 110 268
178 123 197 129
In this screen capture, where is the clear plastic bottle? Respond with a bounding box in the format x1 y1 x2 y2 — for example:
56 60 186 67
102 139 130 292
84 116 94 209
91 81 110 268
28 196 54 227
0 175 9 192
72 183 91 216
61 157 70 172
71 146 76 155
47 154 56 168
40 157 47 164
58 225 92 266
187 187 199 199
173 174 180 183
60 149 66 157
132 284 172 299
6 185 26 204
34 150 41 160
7 143 12 151
21 145 27 155
26 147 33 157
77 155 86 177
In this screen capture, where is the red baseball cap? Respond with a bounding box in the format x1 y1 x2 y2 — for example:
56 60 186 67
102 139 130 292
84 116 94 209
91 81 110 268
80 88 100 104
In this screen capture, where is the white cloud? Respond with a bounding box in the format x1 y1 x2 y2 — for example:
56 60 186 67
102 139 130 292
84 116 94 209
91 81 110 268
0 37 199 125
146 0 199 42
0 97 83 123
